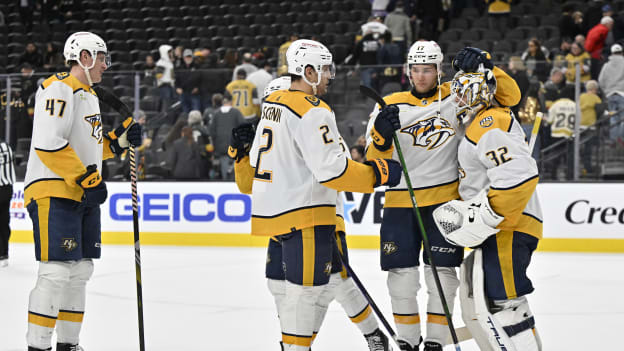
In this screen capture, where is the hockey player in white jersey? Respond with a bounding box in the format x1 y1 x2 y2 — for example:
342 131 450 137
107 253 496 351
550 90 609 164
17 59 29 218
433 68 543 350
365 43 521 351
232 75 392 351
230 39 403 351
24 32 142 351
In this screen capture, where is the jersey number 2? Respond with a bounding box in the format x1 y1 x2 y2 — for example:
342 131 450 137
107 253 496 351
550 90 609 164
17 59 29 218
254 128 273 182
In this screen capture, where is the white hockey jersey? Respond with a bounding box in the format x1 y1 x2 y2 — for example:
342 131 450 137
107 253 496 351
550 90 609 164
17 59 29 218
24 72 114 205
548 98 576 138
459 107 542 239
365 67 522 208
247 90 376 236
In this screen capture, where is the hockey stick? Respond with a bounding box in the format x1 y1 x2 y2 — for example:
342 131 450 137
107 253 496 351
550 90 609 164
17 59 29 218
331 235 402 350
528 112 542 154
360 85 462 350
93 86 146 351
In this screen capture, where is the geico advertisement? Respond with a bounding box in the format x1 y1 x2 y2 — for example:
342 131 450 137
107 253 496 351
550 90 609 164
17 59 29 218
9 182 624 238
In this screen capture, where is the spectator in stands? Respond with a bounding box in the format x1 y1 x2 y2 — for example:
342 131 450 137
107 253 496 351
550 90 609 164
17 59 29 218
485 0 511 34
377 30 403 88
507 56 530 117
232 52 258 82
247 61 273 101
560 6 586 40
360 16 389 38
277 34 298 76
371 0 390 17
580 80 602 173
350 145 365 163
598 43 624 144
42 43 63 72
208 92 245 180
384 1 412 56
585 16 614 79
143 54 157 82
415 0 444 40
193 49 214 69
203 93 223 125
351 26 381 90
175 49 202 113
521 38 550 83
564 41 591 85
549 37 573 69
173 46 184 68
188 110 212 177
167 126 202 179
220 49 238 69
226 70 259 121
539 67 575 153
19 0 34 32
156 44 176 112
19 42 43 70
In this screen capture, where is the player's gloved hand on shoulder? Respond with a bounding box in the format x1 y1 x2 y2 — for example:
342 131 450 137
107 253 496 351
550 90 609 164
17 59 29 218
452 47 494 72
432 190 503 247
371 104 400 151
365 158 402 188
76 164 108 207
105 117 143 155
228 123 255 161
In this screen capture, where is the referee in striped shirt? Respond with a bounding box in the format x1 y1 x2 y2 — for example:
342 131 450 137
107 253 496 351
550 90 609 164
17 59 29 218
0 139 15 267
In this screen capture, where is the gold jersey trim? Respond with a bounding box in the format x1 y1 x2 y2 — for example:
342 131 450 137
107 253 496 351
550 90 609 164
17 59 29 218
40 72 96 96
384 179 459 208
251 204 337 236
24 178 83 206
465 107 514 145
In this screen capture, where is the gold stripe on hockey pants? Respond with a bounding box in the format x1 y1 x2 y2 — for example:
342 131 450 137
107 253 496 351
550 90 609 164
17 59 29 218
302 227 315 286
497 230 517 299
37 198 51 262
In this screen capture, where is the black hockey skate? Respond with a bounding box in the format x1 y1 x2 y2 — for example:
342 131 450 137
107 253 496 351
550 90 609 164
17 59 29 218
56 343 84 351
396 336 422 351
423 341 442 351
364 328 391 351
28 347 51 351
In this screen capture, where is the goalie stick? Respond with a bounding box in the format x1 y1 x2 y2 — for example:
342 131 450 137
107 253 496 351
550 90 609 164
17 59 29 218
528 112 542 154
360 85 464 350
93 85 146 351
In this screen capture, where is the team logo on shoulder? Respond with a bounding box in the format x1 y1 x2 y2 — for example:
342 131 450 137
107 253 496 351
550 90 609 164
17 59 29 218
421 99 428 105
324 261 332 275
305 95 320 106
382 242 398 255
55 72 69 80
400 116 455 150
480 116 494 128
61 238 78 252
84 114 103 144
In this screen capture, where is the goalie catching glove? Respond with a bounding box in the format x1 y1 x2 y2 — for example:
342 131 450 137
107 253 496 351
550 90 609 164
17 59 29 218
76 164 108 207
432 190 504 247
371 104 400 151
105 117 143 155
228 123 255 161
364 158 402 188
452 47 493 72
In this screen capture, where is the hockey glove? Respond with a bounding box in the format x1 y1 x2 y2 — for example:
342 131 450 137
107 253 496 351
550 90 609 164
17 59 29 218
228 123 255 161
365 158 402 188
76 164 108 207
105 117 143 155
452 47 494 72
371 104 400 151
432 190 504 247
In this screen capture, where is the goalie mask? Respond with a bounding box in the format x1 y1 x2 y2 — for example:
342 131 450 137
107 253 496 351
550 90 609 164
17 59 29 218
286 39 335 95
450 69 497 124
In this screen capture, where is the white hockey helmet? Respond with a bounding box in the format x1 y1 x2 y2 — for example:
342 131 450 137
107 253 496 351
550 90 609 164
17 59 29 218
450 69 497 123
407 41 443 71
263 76 291 99
64 32 110 68
286 39 335 91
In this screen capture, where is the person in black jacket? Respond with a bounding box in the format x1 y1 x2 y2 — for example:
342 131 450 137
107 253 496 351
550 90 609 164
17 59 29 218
175 49 202 113
351 29 381 90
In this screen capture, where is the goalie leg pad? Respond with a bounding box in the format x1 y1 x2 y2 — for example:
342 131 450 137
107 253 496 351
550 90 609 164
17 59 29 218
27 261 72 349
56 259 94 344
387 266 422 347
424 265 459 345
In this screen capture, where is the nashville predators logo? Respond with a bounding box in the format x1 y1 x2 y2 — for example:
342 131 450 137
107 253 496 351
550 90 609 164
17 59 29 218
60 238 78 252
324 261 332 275
84 114 103 144
382 242 398 255
305 95 320 106
480 116 494 128
400 116 455 150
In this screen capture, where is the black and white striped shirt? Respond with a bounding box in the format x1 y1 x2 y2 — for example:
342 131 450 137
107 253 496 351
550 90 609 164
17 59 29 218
0 142 15 186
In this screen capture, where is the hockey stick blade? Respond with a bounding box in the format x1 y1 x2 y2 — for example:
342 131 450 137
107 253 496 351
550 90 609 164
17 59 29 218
359 85 387 108
93 85 133 118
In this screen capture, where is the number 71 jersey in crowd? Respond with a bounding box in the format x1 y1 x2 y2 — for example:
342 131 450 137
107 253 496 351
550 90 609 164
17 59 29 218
458 106 543 239
249 90 350 237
